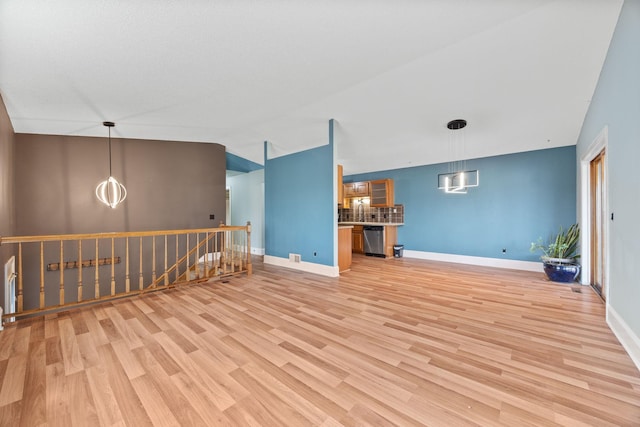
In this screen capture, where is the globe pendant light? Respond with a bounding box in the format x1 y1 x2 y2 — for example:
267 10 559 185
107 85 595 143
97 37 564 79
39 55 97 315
95 121 127 208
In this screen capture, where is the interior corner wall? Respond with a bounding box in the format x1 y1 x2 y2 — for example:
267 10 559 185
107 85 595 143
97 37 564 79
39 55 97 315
14 134 226 235
346 146 576 262
0 94 16 312
264 144 334 266
227 169 265 254
576 0 640 355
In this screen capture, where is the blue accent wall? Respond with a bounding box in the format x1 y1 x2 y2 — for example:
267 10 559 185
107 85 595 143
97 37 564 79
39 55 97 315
576 0 640 343
347 146 576 261
264 142 334 265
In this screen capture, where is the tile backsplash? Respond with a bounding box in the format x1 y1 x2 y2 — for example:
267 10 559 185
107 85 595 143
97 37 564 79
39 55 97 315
338 204 404 224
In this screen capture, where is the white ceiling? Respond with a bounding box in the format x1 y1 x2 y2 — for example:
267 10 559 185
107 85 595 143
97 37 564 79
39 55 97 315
0 0 622 174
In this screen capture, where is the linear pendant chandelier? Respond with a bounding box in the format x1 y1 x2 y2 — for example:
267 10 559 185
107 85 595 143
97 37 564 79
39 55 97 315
437 119 479 194
95 121 127 208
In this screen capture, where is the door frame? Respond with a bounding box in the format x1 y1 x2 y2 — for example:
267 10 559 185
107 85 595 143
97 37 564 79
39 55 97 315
579 126 609 301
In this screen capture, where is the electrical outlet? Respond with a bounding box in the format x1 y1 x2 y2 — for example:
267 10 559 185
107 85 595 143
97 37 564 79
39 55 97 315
289 253 301 263
502 248 506 253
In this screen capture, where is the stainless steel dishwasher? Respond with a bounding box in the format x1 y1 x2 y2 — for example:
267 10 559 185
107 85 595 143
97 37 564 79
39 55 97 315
363 225 385 257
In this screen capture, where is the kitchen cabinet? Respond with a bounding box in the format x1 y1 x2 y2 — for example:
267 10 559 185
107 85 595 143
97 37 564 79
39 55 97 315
370 179 394 207
344 181 370 198
338 226 352 272
352 225 364 254
383 225 398 258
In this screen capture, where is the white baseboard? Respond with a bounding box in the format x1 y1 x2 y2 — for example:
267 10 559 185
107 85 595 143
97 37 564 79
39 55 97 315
251 247 265 256
263 255 339 277
403 250 543 272
607 304 640 372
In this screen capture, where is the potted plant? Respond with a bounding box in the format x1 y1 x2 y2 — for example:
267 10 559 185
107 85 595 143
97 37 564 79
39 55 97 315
530 223 580 283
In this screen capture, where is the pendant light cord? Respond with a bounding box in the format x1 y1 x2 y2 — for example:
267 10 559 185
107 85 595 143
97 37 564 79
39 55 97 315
108 125 113 177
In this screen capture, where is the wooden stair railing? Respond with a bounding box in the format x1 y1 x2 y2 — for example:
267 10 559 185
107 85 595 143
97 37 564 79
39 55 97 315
0 222 252 322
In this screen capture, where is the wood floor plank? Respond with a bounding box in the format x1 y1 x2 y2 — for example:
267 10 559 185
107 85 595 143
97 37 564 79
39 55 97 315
170 371 234 426
10 325 31 357
0 326 17 361
58 317 83 376
130 374 181 427
0 355 26 405
97 343 153 426
18 341 46 426
229 364 314 426
154 332 236 411
67 370 101 427
84 362 125 427
1 255 639 426
45 363 71 427
132 346 209 427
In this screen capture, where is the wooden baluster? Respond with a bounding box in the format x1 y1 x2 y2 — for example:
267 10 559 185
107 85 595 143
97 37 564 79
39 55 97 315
40 241 45 309
78 240 83 302
247 221 252 274
222 228 228 275
196 234 200 279
186 234 190 280
110 238 116 296
204 232 209 278
175 234 179 282
59 240 65 305
164 235 168 286
230 229 235 273
17 243 23 312
125 237 130 293
236 230 242 271
215 226 224 274
152 236 156 285
95 238 100 298
214 230 219 275
139 237 144 290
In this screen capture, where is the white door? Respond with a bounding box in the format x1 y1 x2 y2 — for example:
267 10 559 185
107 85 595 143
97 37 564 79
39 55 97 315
590 149 606 299
4 256 16 325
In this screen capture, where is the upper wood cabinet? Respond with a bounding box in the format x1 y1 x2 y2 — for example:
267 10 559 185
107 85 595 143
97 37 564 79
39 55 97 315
370 179 394 207
337 164 344 205
344 181 370 198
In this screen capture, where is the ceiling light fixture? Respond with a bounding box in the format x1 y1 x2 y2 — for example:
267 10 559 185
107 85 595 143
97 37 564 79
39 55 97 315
95 121 127 208
437 119 479 194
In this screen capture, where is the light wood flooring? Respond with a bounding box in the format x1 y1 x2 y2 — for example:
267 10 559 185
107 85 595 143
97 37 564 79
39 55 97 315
1 255 639 426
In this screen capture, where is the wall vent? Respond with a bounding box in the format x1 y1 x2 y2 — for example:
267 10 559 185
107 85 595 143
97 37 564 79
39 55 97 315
289 253 301 263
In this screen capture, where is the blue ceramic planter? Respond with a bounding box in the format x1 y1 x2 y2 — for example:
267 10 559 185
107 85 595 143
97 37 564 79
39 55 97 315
543 261 580 283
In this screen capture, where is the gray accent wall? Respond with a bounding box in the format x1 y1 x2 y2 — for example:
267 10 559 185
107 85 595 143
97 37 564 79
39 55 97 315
9 132 226 310
14 134 226 234
0 95 16 311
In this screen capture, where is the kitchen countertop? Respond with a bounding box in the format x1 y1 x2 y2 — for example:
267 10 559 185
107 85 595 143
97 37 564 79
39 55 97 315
339 222 404 226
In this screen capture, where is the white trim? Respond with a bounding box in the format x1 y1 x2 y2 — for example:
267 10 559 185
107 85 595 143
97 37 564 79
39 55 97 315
263 255 340 277
607 304 640 372
403 250 543 272
579 126 609 301
251 247 265 256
